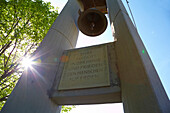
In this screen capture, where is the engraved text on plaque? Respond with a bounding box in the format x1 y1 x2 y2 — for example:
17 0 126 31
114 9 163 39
58 45 110 90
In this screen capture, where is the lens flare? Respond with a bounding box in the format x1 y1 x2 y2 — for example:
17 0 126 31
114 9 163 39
142 50 145 54
22 57 33 68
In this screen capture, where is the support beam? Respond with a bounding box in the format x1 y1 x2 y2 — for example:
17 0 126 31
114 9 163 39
1 0 80 113
106 0 170 113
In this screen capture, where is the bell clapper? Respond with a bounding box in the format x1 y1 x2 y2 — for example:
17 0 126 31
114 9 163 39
90 22 95 30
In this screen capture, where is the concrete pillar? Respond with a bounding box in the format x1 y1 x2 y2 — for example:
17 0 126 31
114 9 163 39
1 0 80 113
106 0 170 113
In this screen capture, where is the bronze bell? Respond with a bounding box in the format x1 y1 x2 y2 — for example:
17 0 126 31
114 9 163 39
78 8 108 36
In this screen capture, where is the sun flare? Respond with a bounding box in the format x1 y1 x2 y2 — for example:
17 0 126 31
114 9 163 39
22 57 33 68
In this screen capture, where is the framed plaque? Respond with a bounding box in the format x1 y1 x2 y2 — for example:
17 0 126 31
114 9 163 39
58 45 110 90
50 42 121 105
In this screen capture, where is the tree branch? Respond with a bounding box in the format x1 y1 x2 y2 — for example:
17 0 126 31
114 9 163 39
4 39 18 68
11 39 22 65
3 53 6 71
1 84 11 92
0 43 8 53
0 80 16 92
24 43 36 56
21 13 34 30
5 17 21 38
0 95 9 102
0 64 19 82
0 74 17 86
0 41 12 56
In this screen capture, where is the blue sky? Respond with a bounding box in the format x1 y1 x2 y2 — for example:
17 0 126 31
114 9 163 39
44 0 170 112
124 0 170 99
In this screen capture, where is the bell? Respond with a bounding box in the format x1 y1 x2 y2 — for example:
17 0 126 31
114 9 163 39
78 8 108 36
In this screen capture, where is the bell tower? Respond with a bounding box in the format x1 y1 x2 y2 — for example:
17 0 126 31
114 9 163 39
1 0 170 113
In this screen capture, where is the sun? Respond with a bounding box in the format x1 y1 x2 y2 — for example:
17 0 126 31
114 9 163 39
21 57 33 68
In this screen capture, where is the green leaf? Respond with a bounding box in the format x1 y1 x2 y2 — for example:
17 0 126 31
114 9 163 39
0 0 59 110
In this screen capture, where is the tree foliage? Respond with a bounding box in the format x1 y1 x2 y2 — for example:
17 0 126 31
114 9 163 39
61 106 76 113
0 0 59 109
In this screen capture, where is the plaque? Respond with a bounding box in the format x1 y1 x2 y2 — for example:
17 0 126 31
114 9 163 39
58 45 110 90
